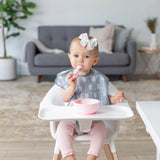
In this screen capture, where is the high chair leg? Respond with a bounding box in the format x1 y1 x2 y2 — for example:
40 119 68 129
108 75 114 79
53 140 62 160
53 152 62 160
109 140 119 160
113 152 119 160
103 144 114 160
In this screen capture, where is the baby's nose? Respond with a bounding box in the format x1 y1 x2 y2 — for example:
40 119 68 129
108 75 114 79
78 57 84 63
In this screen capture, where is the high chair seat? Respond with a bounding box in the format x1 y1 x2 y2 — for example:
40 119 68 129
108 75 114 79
40 82 124 160
50 120 119 160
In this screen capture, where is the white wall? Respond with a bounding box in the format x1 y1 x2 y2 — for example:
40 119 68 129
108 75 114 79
0 0 160 75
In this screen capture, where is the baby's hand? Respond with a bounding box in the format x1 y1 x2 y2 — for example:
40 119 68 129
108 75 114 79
110 91 126 104
67 73 78 88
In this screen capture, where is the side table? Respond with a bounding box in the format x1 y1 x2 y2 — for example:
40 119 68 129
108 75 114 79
139 48 160 78
136 101 160 160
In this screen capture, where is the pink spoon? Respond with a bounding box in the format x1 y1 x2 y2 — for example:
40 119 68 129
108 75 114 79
72 65 83 79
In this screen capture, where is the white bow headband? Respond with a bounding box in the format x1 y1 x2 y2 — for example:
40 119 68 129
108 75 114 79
79 33 98 50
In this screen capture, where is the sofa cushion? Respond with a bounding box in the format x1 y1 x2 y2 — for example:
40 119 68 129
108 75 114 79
34 53 70 67
38 26 89 52
96 52 129 66
89 24 115 54
34 52 129 67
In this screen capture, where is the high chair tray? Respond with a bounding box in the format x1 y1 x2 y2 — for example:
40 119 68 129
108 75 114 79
38 103 134 121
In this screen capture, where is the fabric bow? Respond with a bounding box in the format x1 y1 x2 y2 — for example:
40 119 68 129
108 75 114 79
79 33 98 50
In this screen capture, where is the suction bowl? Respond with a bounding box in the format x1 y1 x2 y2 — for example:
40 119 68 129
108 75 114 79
71 98 100 115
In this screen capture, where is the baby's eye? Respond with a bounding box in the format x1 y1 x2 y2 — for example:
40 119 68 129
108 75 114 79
74 54 79 58
84 55 90 58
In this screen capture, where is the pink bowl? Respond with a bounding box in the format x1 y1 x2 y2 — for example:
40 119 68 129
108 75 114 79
71 98 100 115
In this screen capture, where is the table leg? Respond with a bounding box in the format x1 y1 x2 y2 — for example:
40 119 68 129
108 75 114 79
152 54 160 76
140 53 157 74
157 148 160 160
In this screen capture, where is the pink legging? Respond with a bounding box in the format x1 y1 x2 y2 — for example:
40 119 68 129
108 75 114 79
56 120 107 158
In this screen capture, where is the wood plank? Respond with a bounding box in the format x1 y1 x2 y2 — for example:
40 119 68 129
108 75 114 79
0 140 156 160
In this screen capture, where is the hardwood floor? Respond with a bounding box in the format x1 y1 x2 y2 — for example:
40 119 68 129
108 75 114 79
0 140 156 160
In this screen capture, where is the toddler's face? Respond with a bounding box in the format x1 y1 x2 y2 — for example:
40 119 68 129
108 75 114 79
68 40 99 75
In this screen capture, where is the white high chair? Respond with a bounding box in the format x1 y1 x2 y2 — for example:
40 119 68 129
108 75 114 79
40 82 120 160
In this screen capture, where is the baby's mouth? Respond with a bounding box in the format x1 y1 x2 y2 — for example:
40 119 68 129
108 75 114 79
72 65 84 78
77 65 83 69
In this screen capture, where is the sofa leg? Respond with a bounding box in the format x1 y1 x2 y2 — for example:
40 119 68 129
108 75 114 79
37 75 42 83
122 75 127 82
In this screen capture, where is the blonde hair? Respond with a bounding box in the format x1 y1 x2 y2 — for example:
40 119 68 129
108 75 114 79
69 36 99 57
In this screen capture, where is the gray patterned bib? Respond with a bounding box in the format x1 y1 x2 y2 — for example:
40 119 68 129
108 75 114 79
55 69 110 106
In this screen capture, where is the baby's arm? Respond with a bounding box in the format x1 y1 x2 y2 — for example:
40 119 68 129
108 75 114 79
61 73 78 102
109 91 126 104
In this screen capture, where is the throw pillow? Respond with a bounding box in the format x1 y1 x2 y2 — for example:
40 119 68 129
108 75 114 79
105 20 133 52
114 27 132 52
89 24 115 54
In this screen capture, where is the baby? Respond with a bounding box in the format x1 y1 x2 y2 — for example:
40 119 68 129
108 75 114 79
55 33 125 160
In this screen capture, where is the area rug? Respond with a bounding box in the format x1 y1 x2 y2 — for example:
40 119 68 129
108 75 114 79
0 79 160 142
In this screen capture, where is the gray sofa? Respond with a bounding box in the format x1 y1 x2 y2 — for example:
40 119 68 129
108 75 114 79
26 26 137 82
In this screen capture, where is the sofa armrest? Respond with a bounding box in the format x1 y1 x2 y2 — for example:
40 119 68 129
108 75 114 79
26 41 39 72
126 40 137 73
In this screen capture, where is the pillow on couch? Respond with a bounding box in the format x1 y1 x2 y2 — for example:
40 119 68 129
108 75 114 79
89 24 115 54
105 20 132 52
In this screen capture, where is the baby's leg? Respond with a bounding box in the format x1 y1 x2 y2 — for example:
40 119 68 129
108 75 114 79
87 121 107 158
56 121 76 159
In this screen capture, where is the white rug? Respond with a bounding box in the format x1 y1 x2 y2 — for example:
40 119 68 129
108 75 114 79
0 79 160 142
